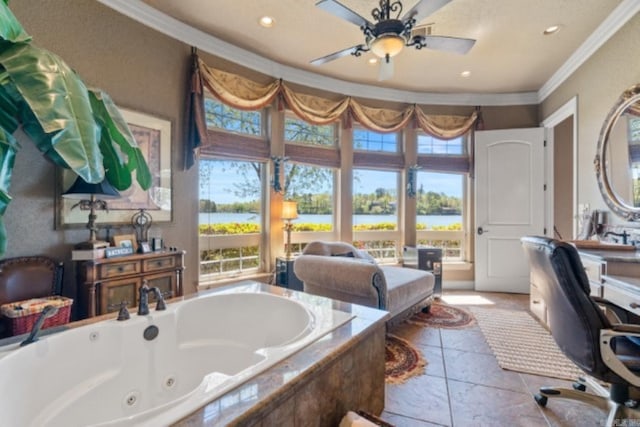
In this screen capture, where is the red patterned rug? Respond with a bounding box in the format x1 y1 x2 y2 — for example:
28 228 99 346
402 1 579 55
385 334 426 384
407 302 475 329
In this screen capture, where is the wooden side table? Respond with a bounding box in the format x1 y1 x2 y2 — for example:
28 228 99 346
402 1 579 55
75 250 185 318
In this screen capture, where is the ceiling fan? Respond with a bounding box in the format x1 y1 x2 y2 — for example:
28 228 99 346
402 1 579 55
310 0 476 81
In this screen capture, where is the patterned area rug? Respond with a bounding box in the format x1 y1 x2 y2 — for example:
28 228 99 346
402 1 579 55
407 302 475 329
385 334 426 384
471 307 584 381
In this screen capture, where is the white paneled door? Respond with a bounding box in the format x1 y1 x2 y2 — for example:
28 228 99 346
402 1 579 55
475 128 546 293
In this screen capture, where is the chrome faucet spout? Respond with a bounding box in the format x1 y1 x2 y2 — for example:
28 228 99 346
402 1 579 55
20 305 58 347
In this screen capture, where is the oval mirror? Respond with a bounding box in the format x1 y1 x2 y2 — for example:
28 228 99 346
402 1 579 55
595 84 640 220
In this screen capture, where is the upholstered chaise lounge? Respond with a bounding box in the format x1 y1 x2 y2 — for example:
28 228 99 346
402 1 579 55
293 241 435 322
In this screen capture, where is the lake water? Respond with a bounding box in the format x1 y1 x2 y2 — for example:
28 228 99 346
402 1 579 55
199 212 462 227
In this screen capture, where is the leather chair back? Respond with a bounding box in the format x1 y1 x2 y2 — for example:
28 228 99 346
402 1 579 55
521 236 626 385
0 256 63 307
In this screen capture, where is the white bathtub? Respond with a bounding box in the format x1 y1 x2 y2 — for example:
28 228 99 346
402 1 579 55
0 283 354 426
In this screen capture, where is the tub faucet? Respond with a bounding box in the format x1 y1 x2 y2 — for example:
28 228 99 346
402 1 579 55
138 283 167 315
20 305 58 347
604 230 629 245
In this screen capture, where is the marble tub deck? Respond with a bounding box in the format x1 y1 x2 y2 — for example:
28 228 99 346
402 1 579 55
173 282 389 426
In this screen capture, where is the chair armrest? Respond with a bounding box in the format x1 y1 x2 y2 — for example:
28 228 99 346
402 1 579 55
600 327 640 387
293 255 386 307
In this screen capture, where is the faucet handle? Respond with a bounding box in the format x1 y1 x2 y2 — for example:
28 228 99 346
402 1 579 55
151 287 167 311
117 301 130 321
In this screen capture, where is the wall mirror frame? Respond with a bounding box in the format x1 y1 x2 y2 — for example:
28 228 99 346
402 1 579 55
595 83 640 221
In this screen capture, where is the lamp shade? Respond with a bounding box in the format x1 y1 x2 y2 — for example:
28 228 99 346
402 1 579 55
62 176 121 200
282 200 299 220
370 34 405 58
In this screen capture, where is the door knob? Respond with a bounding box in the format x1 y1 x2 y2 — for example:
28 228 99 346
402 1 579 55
477 226 488 235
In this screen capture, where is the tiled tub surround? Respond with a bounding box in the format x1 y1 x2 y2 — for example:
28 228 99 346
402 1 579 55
0 282 388 426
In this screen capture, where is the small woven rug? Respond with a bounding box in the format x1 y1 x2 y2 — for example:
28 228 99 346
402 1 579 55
407 302 475 329
471 307 584 381
385 334 426 384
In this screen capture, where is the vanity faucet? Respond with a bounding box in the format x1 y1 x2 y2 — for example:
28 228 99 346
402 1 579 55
604 230 629 245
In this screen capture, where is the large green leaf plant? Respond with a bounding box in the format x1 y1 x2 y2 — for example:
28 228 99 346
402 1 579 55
0 1 151 255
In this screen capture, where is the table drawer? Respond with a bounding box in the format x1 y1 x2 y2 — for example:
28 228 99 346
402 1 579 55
143 256 176 272
603 284 640 317
582 258 604 284
99 260 141 279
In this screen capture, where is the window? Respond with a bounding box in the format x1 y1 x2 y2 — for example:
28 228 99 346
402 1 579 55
417 134 465 155
199 159 264 280
353 169 399 261
353 128 398 152
416 171 465 260
284 115 335 146
284 162 335 255
204 98 262 136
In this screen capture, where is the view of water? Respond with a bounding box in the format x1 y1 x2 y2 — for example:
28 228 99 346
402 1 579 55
199 212 462 227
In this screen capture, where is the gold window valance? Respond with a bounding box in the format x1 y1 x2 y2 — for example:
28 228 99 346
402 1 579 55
186 53 478 169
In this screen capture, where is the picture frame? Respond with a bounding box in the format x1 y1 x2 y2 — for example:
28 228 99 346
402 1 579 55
139 242 152 253
112 233 138 253
57 108 172 228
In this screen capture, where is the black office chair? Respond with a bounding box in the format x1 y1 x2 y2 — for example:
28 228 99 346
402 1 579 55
521 236 640 426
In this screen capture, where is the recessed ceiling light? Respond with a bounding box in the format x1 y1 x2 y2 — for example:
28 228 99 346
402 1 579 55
368 58 378 65
543 25 561 35
460 70 471 78
259 16 275 28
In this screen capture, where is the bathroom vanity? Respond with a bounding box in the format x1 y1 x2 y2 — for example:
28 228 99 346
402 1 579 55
530 246 640 327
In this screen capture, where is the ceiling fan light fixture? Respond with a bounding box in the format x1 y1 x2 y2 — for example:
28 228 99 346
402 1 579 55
370 33 405 58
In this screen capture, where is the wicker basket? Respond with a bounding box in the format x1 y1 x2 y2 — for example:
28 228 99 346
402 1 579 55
1 296 72 336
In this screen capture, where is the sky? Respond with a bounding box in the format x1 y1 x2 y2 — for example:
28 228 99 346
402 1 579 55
200 161 462 204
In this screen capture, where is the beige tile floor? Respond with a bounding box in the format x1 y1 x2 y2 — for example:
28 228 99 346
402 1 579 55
382 291 608 427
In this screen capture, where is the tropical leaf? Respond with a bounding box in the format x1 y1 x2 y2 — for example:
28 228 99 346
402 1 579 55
89 90 152 190
98 128 131 191
0 127 17 215
0 42 104 183
0 127 18 255
0 1 31 43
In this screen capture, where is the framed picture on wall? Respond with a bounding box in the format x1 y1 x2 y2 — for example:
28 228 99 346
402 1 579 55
57 108 172 227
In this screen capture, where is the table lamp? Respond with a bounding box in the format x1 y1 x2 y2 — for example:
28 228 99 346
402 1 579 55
62 176 120 249
282 200 298 259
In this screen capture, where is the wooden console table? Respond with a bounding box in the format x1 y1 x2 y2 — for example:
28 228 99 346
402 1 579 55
76 250 185 318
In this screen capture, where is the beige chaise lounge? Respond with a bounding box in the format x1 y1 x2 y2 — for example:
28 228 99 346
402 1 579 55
293 241 435 322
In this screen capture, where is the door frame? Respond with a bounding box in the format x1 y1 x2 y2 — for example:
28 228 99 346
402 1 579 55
541 96 577 238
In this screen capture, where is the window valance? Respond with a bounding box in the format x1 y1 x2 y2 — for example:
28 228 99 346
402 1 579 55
186 53 478 169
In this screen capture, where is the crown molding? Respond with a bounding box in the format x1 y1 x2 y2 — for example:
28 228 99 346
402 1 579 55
100 0 630 107
98 0 538 106
537 0 640 103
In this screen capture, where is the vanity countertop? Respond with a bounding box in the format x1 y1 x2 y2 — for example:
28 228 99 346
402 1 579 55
578 248 640 263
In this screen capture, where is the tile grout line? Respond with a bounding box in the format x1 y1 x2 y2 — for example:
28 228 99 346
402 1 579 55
440 328 456 427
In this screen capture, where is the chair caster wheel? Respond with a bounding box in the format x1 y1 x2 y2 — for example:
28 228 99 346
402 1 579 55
534 394 548 407
572 382 586 392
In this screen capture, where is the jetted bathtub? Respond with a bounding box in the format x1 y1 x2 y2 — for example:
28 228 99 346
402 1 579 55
0 282 354 426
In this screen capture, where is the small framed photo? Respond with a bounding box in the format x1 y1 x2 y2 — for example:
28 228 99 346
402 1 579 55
112 234 138 253
139 242 152 253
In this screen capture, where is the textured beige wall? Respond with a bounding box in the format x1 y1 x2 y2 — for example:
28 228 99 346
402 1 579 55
6 1 198 301
4 1 540 297
554 117 574 239
541 14 640 224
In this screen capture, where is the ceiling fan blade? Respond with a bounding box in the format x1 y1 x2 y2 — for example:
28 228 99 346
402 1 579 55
378 56 394 81
315 0 373 29
402 0 451 25
419 35 476 54
310 45 367 66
